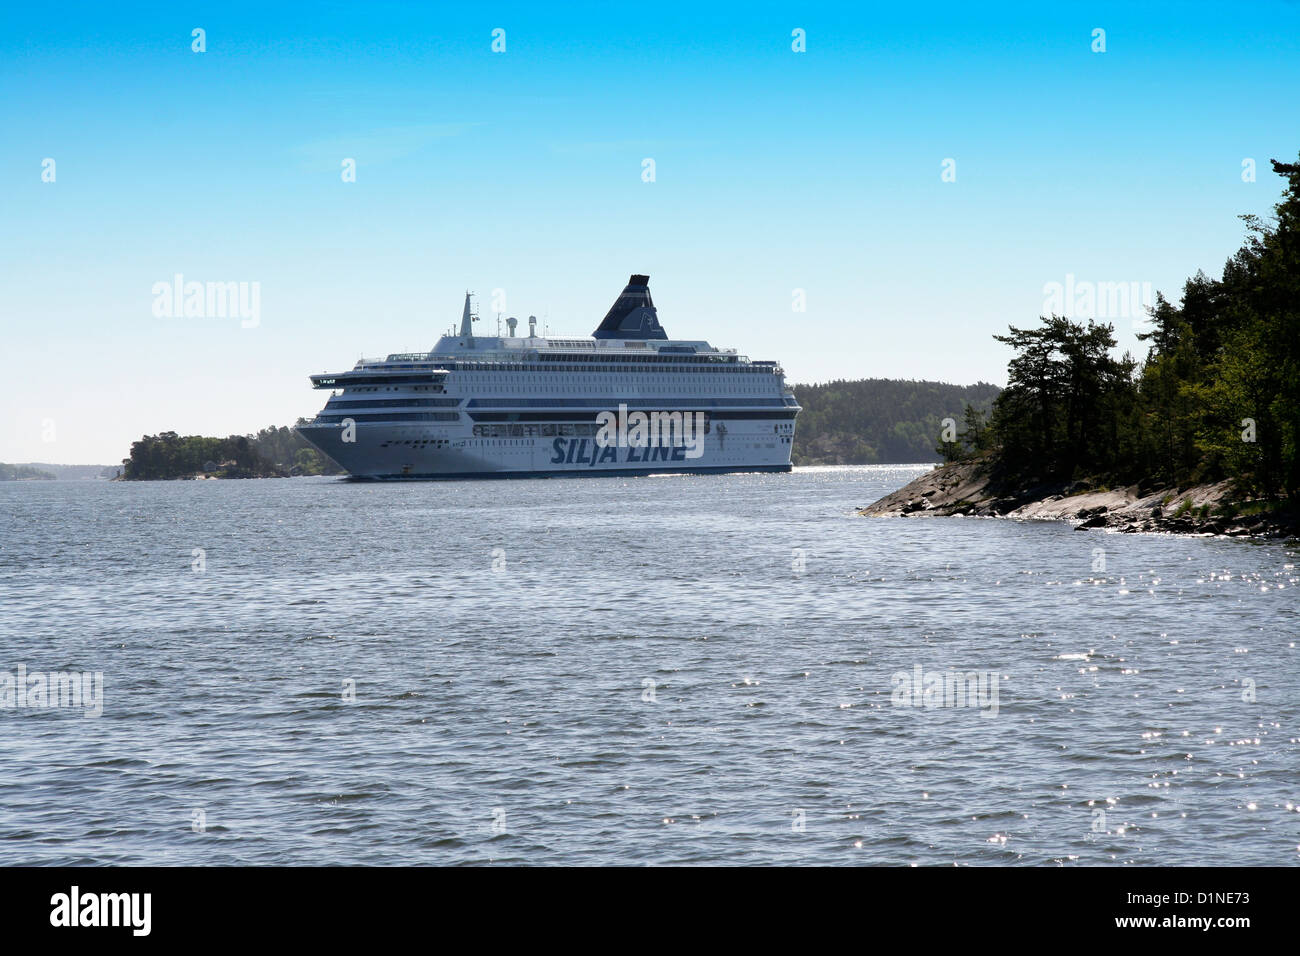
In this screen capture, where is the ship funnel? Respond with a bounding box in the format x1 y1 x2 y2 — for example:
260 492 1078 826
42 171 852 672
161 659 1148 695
592 274 667 340
506 316 518 337
528 315 537 338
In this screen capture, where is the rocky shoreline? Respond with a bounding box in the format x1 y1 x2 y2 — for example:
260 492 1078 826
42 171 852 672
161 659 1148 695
858 459 1298 539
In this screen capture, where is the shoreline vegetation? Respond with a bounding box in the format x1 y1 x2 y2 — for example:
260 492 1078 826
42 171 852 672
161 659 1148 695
862 156 1300 540
118 423 343 480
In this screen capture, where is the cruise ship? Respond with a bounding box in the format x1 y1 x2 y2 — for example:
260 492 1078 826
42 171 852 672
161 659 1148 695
296 275 800 479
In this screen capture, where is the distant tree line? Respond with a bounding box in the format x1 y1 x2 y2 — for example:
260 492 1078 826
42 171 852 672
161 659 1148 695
942 155 1300 504
120 421 343 480
0 463 56 481
792 379 1001 464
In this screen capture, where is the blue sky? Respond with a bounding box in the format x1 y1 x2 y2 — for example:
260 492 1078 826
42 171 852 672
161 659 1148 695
3 1 1299 464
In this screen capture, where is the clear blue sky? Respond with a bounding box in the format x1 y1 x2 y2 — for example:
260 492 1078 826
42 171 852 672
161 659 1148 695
3 1 1298 464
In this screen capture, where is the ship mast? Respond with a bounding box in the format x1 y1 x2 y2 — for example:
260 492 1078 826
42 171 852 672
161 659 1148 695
459 291 478 346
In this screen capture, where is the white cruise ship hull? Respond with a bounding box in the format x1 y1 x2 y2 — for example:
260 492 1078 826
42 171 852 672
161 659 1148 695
298 421 794 480
297 274 799 481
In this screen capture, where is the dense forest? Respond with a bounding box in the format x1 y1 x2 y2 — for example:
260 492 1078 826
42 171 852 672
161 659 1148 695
791 379 1001 464
943 156 1300 507
120 422 343 480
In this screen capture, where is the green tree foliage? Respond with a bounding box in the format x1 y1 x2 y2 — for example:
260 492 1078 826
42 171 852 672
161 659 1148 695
120 421 343 480
988 317 1137 482
792 379 1001 464
249 423 342 476
959 404 992 456
980 155 1300 500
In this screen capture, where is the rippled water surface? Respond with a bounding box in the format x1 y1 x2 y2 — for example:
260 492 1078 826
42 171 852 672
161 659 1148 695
1 466 1297 865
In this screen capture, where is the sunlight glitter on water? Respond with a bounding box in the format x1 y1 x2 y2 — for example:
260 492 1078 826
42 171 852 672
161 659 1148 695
0 466 1296 865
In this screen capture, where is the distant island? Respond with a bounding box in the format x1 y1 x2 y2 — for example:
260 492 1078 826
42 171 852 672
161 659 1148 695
0 462 122 480
0 463 56 481
862 155 1300 539
119 423 343 480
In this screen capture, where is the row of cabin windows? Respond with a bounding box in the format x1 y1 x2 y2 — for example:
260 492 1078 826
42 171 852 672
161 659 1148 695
347 385 445 393
437 362 772 374
447 375 778 393
326 398 461 408
382 354 747 369
471 422 718 438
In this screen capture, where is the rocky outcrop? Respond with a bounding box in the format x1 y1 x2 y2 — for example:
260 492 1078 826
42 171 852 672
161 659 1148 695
858 460 1298 539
